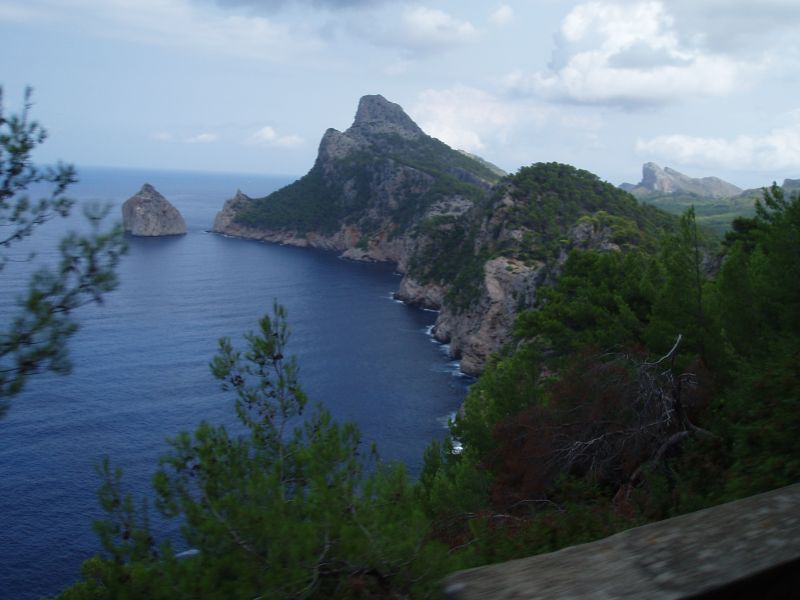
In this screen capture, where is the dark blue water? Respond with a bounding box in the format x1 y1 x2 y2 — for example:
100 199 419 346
0 167 469 599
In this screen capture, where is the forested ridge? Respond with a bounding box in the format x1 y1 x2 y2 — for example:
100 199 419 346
407 162 678 312
56 174 800 598
233 131 500 236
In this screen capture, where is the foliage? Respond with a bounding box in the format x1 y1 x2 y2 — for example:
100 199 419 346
515 249 655 357
381 134 501 186
57 305 460 599
57 172 800 595
633 189 759 234
712 184 800 499
235 131 498 238
417 188 798 567
409 162 677 313
0 87 125 412
406 219 486 312
503 163 673 261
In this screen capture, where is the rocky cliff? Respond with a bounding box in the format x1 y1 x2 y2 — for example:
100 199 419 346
122 184 187 236
214 97 672 375
623 162 742 198
396 163 672 374
783 178 800 195
620 163 760 233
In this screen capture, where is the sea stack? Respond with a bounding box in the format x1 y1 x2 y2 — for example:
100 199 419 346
122 183 187 236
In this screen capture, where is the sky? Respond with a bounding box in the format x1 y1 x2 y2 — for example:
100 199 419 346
2 0 800 188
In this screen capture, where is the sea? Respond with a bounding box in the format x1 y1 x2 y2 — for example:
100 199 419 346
0 166 471 599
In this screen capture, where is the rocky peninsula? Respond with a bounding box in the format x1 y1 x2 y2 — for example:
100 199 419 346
213 95 670 375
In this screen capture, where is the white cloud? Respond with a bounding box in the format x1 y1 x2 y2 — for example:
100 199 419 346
636 114 800 171
400 6 478 50
151 131 175 142
209 0 400 11
352 5 477 55
489 4 513 27
247 125 304 148
4 0 312 62
186 132 219 144
509 1 748 109
668 0 800 55
411 85 543 153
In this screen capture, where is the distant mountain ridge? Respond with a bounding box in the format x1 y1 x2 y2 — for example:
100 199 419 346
619 163 800 233
621 162 742 198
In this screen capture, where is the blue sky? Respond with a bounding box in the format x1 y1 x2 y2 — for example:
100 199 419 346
2 0 800 188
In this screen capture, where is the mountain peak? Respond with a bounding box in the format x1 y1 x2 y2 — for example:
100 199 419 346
638 162 741 198
348 94 423 140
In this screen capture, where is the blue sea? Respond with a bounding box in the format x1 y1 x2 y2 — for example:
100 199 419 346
0 167 470 599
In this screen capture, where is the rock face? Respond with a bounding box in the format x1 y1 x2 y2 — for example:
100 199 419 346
783 178 800 195
214 97 666 375
430 257 544 375
122 184 186 236
348 94 424 141
626 162 742 198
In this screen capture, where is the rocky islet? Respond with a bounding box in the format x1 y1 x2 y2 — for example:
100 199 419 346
122 183 187 236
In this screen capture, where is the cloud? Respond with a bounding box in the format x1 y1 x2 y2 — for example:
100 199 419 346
353 6 477 55
186 132 219 144
399 7 478 51
489 5 513 27
6 0 312 62
247 125 304 148
210 0 402 10
152 130 219 144
636 115 800 171
411 85 544 153
667 0 800 55
507 1 747 109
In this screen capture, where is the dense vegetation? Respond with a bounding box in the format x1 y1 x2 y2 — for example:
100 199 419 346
56 176 799 597
235 165 347 234
234 132 499 236
634 189 759 234
424 184 800 556
408 163 678 312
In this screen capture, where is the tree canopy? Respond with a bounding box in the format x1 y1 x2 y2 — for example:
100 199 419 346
57 304 464 599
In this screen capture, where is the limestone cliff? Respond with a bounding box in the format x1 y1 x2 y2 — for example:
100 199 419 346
425 257 544 375
621 163 772 233
122 184 186 236
394 164 671 375
625 162 742 198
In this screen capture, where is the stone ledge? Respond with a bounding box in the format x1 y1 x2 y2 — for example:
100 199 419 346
442 484 800 599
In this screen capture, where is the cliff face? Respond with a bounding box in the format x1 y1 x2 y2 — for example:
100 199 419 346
394 164 668 375
422 257 543 375
214 98 671 375
122 184 187 236
625 162 742 198
620 163 784 234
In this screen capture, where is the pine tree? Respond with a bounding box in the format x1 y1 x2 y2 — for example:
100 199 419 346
57 304 459 599
0 87 125 413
